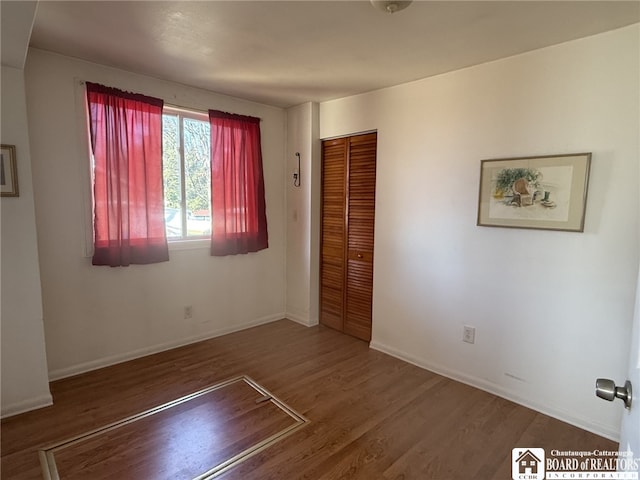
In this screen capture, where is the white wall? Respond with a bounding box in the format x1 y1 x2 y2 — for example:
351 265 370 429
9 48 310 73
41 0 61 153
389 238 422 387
24 49 287 379
320 25 639 440
285 102 320 326
1 66 52 416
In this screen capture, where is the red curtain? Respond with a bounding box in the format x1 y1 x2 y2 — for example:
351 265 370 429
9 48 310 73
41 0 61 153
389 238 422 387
209 110 268 256
86 82 169 266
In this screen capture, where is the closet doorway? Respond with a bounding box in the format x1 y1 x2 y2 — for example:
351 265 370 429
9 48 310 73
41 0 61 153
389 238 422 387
320 132 377 342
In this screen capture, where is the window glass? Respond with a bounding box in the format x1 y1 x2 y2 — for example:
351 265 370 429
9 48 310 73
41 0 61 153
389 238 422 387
162 109 211 240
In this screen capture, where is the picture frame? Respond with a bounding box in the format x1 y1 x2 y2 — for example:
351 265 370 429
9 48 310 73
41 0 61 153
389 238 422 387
477 153 591 232
0 144 19 197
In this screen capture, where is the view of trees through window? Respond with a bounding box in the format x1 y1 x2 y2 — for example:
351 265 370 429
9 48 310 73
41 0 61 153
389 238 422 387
162 110 211 239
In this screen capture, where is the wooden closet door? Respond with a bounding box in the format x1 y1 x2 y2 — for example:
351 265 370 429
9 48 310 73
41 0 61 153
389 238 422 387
344 133 376 341
320 138 348 332
320 133 376 342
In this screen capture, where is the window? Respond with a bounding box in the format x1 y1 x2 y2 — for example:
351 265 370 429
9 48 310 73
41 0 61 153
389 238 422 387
86 82 268 259
162 107 212 241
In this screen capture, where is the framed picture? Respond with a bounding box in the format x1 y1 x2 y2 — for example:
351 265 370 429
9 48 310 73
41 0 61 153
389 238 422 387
477 153 591 232
0 144 19 197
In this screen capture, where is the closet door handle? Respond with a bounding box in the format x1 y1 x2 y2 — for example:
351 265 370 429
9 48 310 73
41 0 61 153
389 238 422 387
357 253 363 259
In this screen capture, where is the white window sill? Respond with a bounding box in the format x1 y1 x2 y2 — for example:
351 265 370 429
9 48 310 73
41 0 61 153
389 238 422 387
168 238 210 251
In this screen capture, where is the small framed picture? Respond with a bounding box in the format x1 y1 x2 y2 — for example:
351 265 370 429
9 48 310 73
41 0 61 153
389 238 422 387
0 144 19 197
477 153 591 232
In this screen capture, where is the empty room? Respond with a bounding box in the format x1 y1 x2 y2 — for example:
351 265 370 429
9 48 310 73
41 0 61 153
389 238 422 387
1 1 639 479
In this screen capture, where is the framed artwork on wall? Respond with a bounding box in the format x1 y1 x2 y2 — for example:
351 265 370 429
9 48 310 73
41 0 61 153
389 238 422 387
0 144 19 197
477 153 591 232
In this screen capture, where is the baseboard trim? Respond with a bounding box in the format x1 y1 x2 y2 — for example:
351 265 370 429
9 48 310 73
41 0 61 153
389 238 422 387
285 312 318 327
1 393 53 419
49 313 285 381
369 339 619 442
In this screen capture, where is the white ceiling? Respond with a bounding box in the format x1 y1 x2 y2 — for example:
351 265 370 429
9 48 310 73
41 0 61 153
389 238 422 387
12 1 640 107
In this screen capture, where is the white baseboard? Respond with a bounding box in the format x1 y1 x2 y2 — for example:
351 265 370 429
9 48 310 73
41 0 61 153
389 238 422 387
285 312 318 327
49 313 285 381
369 339 619 442
1 393 53 419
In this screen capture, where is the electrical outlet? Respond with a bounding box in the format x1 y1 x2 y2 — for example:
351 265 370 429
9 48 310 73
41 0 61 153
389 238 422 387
184 305 193 319
463 325 475 344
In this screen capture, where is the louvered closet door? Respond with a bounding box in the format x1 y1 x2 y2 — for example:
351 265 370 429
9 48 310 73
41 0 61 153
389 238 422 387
320 138 348 332
320 133 376 342
344 133 376 341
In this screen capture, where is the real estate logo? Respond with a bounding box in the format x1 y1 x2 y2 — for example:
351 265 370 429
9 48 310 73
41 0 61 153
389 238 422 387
512 448 545 480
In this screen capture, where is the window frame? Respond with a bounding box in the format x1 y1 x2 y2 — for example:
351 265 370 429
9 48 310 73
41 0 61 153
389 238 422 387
162 105 212 245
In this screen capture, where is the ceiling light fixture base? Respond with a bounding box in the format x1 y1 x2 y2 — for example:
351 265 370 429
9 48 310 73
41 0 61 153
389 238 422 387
370 0 413 14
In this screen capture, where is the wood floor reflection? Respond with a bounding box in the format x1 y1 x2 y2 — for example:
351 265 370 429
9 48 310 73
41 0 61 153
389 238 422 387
1 320 617 479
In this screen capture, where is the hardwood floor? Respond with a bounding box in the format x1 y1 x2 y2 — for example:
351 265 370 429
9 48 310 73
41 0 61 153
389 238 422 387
1 320 616 479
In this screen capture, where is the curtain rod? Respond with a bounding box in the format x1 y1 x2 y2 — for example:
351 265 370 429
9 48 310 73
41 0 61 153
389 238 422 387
77 79 261 120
